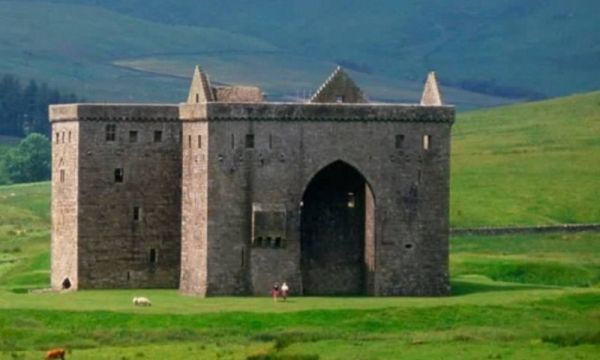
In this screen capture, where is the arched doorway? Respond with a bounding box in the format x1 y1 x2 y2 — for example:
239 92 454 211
300 161 375 295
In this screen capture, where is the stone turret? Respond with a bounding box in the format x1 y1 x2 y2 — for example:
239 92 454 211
420 71 443 106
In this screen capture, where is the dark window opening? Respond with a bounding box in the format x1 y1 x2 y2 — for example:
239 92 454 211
423 135 431 150
241 247 245 267
198 135 202 148
62 277 71 290
55 132 60 144
126 271 130 281
231 134 235 149
255 237 263 247
61 132 65 143
129 131 138 143
195 93 199 103
149 248 157 264
417 170 422 184
245 134 254 148
154 130 162 142
188 135 192 148
275 237 282 248
336 95 344 103
106 124 116 141
395 134 405 149
114 168 124 182
68 131 72 143
269 134 273 149
133 206 141 221
59 169 65 183
405 243 413 249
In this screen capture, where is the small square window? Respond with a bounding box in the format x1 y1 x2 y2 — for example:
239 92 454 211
154 130 162 142
133 206 141 221
395 134 405 149
149 248 158 264
106 124 116 141
129 131 138 143
423 135 431 150
114 168 124 182
245 134 254 149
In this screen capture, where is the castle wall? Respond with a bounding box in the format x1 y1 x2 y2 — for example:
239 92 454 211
51 105 183 289
195 103 452 296
180 106 209 295
50 117 79 290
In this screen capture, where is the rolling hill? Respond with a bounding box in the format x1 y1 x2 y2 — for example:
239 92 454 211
1 0 598 108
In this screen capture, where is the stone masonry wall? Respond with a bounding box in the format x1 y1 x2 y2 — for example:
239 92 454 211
183 103 453 296
50 119 79 290
52 105 183 289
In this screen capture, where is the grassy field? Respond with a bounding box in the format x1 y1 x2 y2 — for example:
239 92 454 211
451 91 600 227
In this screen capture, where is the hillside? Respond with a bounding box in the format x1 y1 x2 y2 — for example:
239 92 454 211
1 0 598 108
451 91 600 227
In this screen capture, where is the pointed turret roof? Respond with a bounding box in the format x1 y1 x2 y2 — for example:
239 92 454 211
420 71 443 106
187 65 215 103
309 66 367 103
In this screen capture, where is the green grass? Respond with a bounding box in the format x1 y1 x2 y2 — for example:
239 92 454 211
451 91 600 227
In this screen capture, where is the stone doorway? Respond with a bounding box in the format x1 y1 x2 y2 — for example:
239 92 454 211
300 161 375 295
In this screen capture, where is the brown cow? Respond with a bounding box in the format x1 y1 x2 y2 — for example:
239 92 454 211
44 348 66 360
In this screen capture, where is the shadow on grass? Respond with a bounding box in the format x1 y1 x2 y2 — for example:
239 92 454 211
451 278 550 296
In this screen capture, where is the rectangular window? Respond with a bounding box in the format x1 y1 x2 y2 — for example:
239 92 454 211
55 132 60 144
188 135 192 148
114 168 124 182
106 124 116 141
133 206 141 221
231 134 235 149
269 134 273 149
154 130 162 142
245 134 254 149
129 131 138 143
422 135 431 150
59 169 65 183
198 135 202 149
395 134 405 149
149 248 158 264
68 131 72 143
61 132 65 143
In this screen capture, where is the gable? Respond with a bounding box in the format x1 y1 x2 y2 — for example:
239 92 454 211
310 67 367 104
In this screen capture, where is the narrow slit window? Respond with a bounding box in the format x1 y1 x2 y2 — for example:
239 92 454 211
61 132 65 143
188 135 192 148
269 134 273 149
129 131 138 143
68 131 72 143
114 168 124 182
231 134 235 149
105 124 116 141
395 134 405 149
245 134 254 149
149 248 157 264
133 206 141 221
422 135 431 150
195 93 199 103
241 247 245 266
198 135 202 148
55 132 60 144
59 169 65 183
154 130 162 143
417 170 422 184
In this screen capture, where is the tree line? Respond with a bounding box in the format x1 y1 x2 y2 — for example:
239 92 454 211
0 74 81 137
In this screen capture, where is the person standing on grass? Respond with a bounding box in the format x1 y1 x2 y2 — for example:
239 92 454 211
271 283 280 302
281 282 289 301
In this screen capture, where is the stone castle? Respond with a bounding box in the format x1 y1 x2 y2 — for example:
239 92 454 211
50 66 454 296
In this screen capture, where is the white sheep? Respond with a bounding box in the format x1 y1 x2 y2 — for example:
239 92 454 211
132 296 152 306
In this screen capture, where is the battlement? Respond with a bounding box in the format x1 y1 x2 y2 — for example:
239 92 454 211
49 104 179 122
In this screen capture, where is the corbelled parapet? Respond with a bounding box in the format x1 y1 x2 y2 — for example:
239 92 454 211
49 104 179 122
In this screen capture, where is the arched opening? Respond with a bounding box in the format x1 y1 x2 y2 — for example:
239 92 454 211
62 277 71 290
300 161 376 295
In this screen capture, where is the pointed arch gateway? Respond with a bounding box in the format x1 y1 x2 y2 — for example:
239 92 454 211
300 161 376 295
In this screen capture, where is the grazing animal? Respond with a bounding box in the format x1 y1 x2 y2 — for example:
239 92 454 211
45 348 66 359
132 296 152 306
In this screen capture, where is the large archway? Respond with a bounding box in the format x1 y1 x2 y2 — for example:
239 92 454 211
300 161 376 295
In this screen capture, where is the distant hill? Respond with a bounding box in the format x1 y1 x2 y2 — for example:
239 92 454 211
1 0 598 108
451 91 600 227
